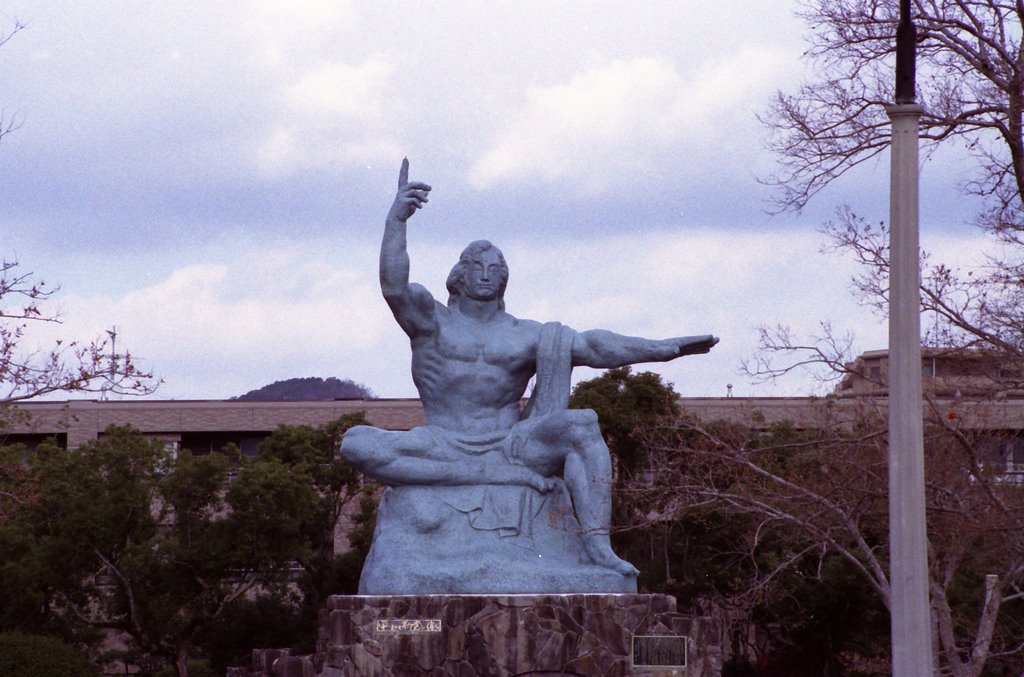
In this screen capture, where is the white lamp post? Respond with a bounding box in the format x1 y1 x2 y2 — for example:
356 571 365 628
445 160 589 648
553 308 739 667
887 0 934 673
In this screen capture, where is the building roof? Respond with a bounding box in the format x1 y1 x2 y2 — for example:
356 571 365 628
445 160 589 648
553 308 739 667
3 398 426 448
8 393 1024 451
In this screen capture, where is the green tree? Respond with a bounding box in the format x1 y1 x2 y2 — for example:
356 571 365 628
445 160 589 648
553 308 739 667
569 371 752 636
14 428 271 676
0 631 100 677
251 414 373 610
191 414 374 672
569 368 680 589
232 376 374 401
0 422 366 677
193 595 307 674
570 366 679 480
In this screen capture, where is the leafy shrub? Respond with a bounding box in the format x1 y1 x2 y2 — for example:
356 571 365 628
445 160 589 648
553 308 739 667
0 631 99 677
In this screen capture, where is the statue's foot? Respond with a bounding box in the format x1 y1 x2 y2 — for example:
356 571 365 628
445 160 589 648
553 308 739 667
583 535 639 577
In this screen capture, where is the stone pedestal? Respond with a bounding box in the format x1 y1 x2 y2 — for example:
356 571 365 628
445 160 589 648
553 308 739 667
317 594 721 676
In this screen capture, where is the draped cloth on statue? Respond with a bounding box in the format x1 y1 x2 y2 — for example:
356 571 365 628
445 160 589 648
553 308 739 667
524 321 576 417
356 322 637 594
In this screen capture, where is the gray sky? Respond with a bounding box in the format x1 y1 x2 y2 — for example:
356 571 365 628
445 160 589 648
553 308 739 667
2 1 984 400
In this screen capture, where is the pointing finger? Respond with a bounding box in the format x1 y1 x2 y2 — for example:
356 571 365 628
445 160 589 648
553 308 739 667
399 157 409 188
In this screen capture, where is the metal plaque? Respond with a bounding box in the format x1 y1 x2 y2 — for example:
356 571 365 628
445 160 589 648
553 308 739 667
374 619 442 634
632 635 688 668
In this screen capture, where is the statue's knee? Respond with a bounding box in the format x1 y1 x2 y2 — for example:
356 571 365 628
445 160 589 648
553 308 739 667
339 425 378 465
549 408 597 428
563 408 599 433
571 408 600 427
566 409 604 446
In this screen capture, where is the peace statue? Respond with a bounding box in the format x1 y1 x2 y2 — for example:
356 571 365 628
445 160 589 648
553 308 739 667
340 159 718 594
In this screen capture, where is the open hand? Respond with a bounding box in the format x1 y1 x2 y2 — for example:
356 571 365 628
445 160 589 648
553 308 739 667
673 335 719 356
387 158 432 223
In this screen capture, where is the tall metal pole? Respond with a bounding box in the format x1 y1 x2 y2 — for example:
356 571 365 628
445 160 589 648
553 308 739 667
887 0 934 673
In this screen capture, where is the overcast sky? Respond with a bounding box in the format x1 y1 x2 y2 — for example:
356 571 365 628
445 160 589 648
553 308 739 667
2 1 986 400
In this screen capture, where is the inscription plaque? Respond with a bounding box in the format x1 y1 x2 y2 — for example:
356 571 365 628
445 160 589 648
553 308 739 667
632 635 688 668
374 619 442 633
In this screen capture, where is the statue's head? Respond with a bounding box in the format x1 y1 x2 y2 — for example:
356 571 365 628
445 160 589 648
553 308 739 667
446 240 509 310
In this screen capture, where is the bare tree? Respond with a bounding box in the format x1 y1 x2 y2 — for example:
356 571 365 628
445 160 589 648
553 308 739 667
0 260 156 417
756 2 1024 388
632 401 1024 676
740 2 1024 672
730 206 1024 672
745 206 1024 391
0 17 25 144
763 0 1023 238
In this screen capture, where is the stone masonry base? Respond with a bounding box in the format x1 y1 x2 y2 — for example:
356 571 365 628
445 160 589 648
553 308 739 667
314 593 721 677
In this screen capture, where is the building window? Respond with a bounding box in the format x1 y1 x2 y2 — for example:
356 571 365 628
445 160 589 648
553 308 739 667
163 441 180 461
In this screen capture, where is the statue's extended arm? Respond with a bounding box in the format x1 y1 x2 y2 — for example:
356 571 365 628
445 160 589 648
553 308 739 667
380 159 435 336
571 330 718 369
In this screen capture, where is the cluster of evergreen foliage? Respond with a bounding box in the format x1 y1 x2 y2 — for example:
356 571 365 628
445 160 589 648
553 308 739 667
232 377 374 401
0 631 100 677
0 416 375 677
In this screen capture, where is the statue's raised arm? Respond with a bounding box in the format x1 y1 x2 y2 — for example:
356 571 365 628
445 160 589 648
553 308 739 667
380 159 436 338
571 330 719 369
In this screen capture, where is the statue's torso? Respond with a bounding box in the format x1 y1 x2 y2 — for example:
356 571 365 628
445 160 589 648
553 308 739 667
411 308 542 434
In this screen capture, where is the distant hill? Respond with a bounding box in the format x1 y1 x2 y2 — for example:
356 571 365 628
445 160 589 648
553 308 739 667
232 377 375 401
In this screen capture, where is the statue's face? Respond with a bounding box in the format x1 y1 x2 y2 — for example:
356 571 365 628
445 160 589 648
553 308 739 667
463 249 504 301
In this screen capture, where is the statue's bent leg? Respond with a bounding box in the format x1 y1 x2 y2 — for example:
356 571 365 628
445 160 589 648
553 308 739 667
521 410 638 576
341 425 551 490
339 425 427 480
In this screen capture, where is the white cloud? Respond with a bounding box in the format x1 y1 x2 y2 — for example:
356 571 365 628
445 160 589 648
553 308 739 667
256 55 401 175
498 229 883 396
51 244 396 399
245 0 357 64
469 49 793 193
285 57 394 120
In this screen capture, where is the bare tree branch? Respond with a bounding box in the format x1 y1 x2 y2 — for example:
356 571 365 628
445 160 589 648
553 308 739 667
764 0 1024 233
0 260 158 419
0 18 25 145
627 400 1024 674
